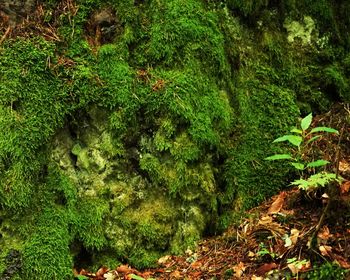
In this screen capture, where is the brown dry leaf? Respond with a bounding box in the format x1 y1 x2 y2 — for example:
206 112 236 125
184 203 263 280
318 226 332 243
170 270 182 278
190 260 203 269
333 254 350 269
290 228 300 245
256 263 277 276
287 263 298 275
233 262 246 277
268 192 287 214
339 160 350 173
319 245 332 257
189 271 202 278
116 264 133 274
96 266 109 278
78 269 94 277
251 276 264 280
141 271 155 278
340 181 350 194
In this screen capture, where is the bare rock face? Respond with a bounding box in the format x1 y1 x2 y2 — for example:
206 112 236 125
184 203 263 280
0 0 37 26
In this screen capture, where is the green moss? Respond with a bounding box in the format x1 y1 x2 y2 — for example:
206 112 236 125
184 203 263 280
227 0 269 16
1 0 349 277
73 198 109 250
22 208 73 280
128 249 161 270
225 82 299 209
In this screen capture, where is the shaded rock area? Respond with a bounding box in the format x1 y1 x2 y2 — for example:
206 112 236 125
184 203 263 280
50 106 208 269
86 8 121 45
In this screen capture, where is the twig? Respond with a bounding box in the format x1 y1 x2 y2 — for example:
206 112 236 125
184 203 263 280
0 26 11 45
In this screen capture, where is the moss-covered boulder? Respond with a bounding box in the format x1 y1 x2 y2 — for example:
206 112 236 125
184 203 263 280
0 0 349 278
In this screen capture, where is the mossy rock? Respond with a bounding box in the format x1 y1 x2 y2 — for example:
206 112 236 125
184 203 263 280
0 0 349 278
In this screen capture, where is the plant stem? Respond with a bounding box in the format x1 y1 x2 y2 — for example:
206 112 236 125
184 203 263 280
310 124 345 248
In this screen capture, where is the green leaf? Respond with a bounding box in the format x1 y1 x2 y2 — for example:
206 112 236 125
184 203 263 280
301 113 312 131
309 127 339 134
290 179 308 187
291 162 305 170
76 276 89 280
307 160 330 168
287 135 302 147
130 275 145 280
291 172 339 190
290 128 303 134
273 135 290 143
307 135 321 144
273 135 302 147
265 154 292 160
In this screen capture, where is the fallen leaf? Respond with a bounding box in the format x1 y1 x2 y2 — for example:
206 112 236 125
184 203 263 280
189 271 202 278
96 266 109 278
287 260 310 275
104 271 116 280
78 269 94 277
340 181 350 194
339 160 350 173
318 226 332 243
268 192 287 214
333 254 350 269
251 276 264 280
256 263 277 276
319 245 332 257
290 228 300 245
116 264 134 274
190 260 203 269
170 270 182 278
287 263 298 275
233 262 246 277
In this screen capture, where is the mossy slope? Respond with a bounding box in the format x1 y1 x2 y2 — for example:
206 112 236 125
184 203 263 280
0 0 349 278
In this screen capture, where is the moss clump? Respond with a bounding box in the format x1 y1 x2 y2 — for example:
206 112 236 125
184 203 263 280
0 0 349 277
22 208 73 280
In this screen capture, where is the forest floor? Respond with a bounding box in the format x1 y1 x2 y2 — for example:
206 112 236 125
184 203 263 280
75 187 350 280
76 105 350 279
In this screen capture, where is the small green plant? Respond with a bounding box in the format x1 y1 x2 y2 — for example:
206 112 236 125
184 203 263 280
306 262 348 280
287 257 309 275
265 113 341 190
256 243 277 259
